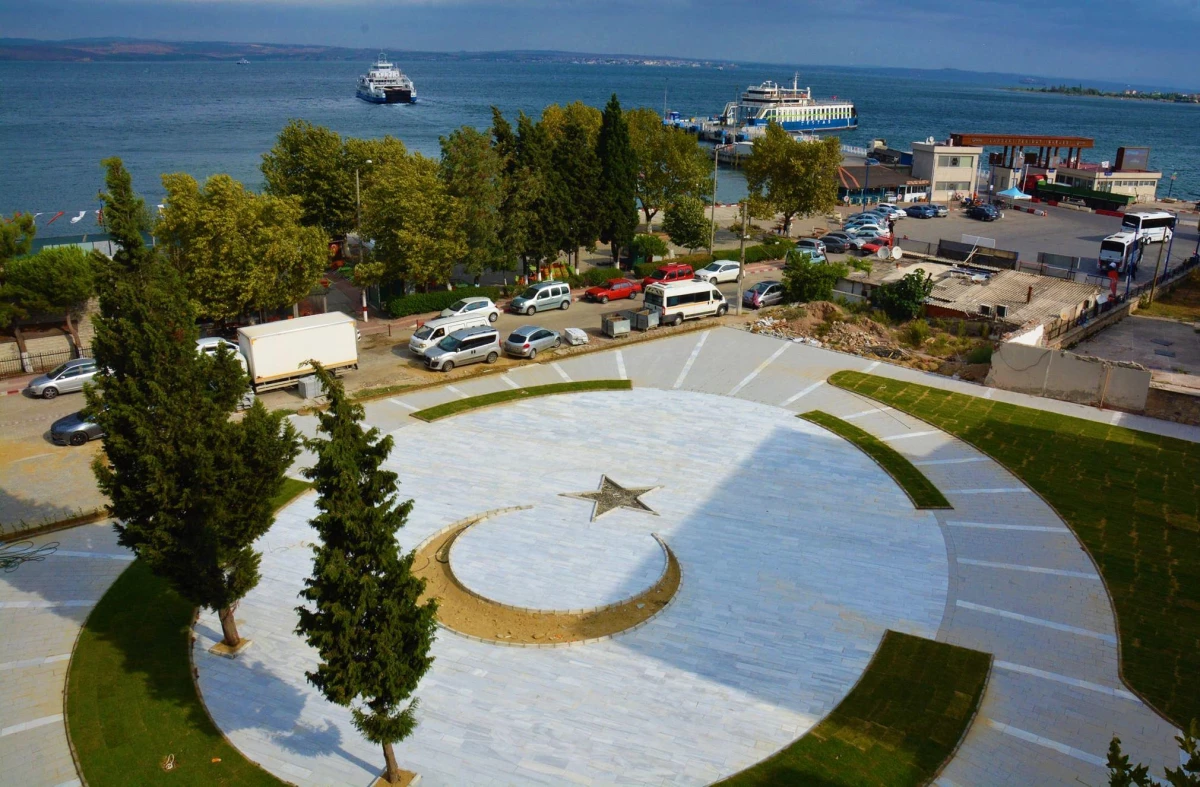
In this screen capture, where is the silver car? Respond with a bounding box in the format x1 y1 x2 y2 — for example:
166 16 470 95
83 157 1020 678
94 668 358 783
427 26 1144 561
509 281 571 315
26 358 97 399
743 280 784 309
424 326 501 372
50 409 104 446
504 326 560 359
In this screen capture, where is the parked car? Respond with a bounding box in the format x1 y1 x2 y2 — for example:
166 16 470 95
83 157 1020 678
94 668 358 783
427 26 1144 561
440 296 500 323
847 223 889 238
854 227 892 243
424 326 501 372
643 280 728 326
795 238 827 256
409 313 494 357
861 240 889 254
50 409 104 446
695 261 742 284
968 204 1000 222
583 278 641 304
25 358 97 399
641 262 695 288
844 218 883 230
196 336 241 358
905 204 938 219
822 232 865 251
790 248 827 264
874 204 907 220
503 325 560 359
933 204 950 217
743 280 784 309
509 281 571 315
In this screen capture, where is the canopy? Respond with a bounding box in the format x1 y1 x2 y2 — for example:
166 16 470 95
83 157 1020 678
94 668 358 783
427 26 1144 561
997 186 1032 200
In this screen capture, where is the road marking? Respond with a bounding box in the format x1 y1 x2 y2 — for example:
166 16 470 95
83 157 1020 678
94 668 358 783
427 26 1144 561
388 398 418 411
6 452 53 464
946 520 1070 533
957 558 1099 579
0 600 96 609
615 351 627 380
984 388 996 399
551 362 572 383
1 713 64 737
843 406 892 420
0 654 71 671
1109 411 1124 426
987 719 1106 767
673 331 708 389
881 430 939 441
781 380 824 406
993 660 1137 700
914 457 988 466
729 344 789 396
864 361 880 372
499 375 521 390
52 550 134 562
956 601 1116 643
946 487 1031 494
445 385 468 399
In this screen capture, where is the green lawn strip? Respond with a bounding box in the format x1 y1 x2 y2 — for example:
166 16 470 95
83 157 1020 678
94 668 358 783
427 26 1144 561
720 631 990 787
828 370 1200 727
66 478 312 786
411 379 632 421
799 411 951 509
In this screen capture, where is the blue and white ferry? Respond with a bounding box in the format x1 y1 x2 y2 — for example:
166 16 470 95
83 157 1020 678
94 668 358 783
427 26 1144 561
356 54 417 104
722 76 857 134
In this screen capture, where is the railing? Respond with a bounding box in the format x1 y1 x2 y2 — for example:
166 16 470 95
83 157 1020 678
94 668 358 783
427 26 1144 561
0 347 91 379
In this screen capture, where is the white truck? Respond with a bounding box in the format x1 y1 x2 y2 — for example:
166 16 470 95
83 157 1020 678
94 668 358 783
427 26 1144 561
236 313 359 393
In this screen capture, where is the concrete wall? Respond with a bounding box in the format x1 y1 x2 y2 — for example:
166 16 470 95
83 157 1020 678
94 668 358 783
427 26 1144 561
1007 324 1044 346
987 342 1150 410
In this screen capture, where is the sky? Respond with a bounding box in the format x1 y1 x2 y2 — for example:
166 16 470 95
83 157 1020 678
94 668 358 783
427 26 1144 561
2 0 1198 87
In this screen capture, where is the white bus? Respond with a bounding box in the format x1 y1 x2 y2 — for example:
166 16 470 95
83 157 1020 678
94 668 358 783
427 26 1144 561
1098 232 1141 273
1121 211 1175 243
643 280 727 326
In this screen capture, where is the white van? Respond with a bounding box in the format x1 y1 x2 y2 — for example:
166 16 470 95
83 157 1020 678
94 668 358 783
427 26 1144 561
409 313 493 357
1121 211 1175 243
1098 232 1141 273
643 280 728 326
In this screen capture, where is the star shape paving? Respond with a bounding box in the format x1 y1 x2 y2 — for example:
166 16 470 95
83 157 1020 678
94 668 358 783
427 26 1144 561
561 475 659 521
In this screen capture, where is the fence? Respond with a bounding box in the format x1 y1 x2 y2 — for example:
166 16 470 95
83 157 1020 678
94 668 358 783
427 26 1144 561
937 239 1019 270
0 347 91 379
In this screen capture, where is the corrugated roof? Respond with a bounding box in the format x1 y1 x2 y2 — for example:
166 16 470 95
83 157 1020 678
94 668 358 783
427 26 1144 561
928 269 1100 323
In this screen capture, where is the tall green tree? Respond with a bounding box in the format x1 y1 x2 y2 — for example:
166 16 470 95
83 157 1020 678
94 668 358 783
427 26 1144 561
490 108 530 277
262 119 355 236
781 250 846 303
440 126 508 282
550 113 602 268
744 123 841 234
1107 722 1199 786
512 112 562 275
539 101 602 147
296 364 437 786
88 157 299 649
626 108 713 230
1 212 35 263
596 95 640 264
871 269 935 320
661 195 709 253
158 173 328 320
1 246 95 346
360 152 467 290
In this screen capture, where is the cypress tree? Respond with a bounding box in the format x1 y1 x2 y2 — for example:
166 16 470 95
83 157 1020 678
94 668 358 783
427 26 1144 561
88 158 299 648
551 115 603 269
296 364 437 785
597 94 640 264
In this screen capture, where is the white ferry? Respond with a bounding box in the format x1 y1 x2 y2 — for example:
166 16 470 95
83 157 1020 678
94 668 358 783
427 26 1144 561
721 75 857 133
356 53 417 104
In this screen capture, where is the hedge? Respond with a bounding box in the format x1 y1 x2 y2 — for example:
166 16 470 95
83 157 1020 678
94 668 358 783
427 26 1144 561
385 286 504 318
711 238 796 265
633 253 714 279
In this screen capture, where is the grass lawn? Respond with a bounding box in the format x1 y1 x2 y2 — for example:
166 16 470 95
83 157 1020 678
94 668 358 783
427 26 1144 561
719 631 990 787
66 477 312 786
829 370 1200 728
411 379 631 421
800 411 951 509
1137 269 1200 322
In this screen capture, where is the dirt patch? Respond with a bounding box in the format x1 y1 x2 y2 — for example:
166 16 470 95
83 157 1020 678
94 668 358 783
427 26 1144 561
412 517 681 645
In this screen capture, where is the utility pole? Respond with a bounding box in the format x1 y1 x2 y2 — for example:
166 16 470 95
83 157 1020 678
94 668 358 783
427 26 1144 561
356 160 372 323
1149 238 1166 304
736 200 748 316
709 144 719 255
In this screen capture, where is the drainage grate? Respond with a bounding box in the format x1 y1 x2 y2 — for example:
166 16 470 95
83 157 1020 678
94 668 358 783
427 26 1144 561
1154 349 1177 357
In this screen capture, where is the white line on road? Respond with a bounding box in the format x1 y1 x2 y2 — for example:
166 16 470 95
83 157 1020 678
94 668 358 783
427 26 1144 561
843 406 892 420
445 385 468 399
945 487 1031 494
993 660 1138 700
388 398 418 411
946 521 1070 533
913 457 988 466
615 350 627 381
956 600 1116 643
52 551 134 562
499 375 521 390
1 713 64 738
1109 411 1124 426
780 379 824 407
6 452 53 464
551 362 572 383
864 361 880 372
881 430 939 442
673 331 708 389
957 558 1099 580
987 719 1106 767
0 654 71 671
0 600 96 609
729 344 789 396
984 388 996 399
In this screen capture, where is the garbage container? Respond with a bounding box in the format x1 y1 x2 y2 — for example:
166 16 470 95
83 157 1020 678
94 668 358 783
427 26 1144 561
631 308 660 331
602 312 631 338
298 375 325 399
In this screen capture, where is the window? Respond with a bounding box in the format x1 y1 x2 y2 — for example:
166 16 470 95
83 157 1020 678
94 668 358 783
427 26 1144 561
995 305 1009 318
936 181 971 193
666 294 682 307
979 305 992 316
938 155 974 168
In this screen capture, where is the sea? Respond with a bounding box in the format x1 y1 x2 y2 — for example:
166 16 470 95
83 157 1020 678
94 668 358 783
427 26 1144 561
2 59 1198 237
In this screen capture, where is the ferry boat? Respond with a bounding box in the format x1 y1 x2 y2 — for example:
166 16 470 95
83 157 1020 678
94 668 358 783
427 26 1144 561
720 75 856 133
356 54 417 104
236 58 250 65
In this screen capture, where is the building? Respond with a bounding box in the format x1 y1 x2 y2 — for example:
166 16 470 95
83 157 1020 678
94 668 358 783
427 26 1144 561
911 140 984 202
1051 161 1162 204
836 164 929 205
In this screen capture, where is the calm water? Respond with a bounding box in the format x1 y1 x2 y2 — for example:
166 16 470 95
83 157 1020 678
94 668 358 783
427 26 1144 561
2 60 1198 236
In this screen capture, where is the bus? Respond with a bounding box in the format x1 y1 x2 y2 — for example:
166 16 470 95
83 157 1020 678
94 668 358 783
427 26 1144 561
1098 232 1141 273
1121 211 1175 243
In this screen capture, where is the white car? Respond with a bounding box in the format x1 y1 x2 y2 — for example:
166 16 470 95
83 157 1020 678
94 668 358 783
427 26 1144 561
845 221 886 235
874 205 907 220
440 296 500 323
695 261 742 284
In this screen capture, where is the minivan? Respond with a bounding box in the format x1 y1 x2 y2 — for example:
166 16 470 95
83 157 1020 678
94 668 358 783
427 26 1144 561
643 280 727 326
424 326 501 372
509 281 571 315
409 313 494 357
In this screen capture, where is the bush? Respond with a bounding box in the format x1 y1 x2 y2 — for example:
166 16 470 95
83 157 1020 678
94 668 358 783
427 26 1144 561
872 270 935 320
905 320 931 347
966 343 994 364
385 285 503 318
633 253 713 279
782 253 847 303
578 267 626 287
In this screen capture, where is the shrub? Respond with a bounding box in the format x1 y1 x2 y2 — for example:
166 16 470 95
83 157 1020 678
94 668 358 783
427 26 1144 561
632 234 669 263
872 270 935 320
633 253 713 279
966 343 994 364
782 252 847 303
385 285 503 318
578 267 626 287
905 320 931 347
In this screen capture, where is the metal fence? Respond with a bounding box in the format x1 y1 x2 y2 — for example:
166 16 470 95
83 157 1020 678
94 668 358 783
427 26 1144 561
0 347 91 379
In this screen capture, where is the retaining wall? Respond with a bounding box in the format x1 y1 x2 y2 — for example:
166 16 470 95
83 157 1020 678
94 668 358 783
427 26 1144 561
987 342 1150 410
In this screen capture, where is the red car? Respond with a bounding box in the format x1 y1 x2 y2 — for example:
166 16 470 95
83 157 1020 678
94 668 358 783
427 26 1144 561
641 262 695 288
861 240 888 254
584 278 642 304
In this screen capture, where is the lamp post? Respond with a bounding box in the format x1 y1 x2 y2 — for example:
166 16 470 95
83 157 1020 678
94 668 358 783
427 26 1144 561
356 159 372 323
708 144 719 254
1167 172 1177 199
736 199 748 316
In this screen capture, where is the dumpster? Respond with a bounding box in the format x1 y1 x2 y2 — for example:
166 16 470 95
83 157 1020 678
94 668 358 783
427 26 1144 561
602 312 631 338
630 308 660 331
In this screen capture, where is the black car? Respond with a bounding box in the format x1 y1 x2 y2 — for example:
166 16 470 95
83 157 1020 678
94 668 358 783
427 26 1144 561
818 234 852 253
968 204 1000 222
50 410 104 446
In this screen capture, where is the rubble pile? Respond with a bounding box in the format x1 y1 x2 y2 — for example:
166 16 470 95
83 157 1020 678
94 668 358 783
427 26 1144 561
747 301 898 357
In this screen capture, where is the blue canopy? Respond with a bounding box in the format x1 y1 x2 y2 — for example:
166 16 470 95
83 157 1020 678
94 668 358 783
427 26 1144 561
997 186 1032 200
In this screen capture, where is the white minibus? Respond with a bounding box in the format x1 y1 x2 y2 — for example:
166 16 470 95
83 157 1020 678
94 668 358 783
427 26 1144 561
1098 232 1141 273
643 280 728 326
1121 211 1175 243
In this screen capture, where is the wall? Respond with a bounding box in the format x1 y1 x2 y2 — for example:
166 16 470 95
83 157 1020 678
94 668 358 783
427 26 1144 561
1144 385 1200 425
986 342 1150 410
1006 324 1044 346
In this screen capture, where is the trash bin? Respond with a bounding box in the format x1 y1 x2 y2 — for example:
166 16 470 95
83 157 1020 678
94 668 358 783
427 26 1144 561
602 312 631 338
298 375 325 399
631 308 660 331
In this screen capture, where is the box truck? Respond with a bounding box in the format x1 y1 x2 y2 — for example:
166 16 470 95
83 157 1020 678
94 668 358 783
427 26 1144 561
237 313 358 393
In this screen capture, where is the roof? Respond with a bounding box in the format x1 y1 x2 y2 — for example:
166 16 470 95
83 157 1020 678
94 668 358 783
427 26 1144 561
950 133 1094 148
237 312 356 340
837 165 928 190
927 268 1101 323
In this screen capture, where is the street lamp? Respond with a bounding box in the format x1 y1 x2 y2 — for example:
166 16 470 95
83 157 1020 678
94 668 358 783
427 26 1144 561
1167 172 1177 199
356 159 372 323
